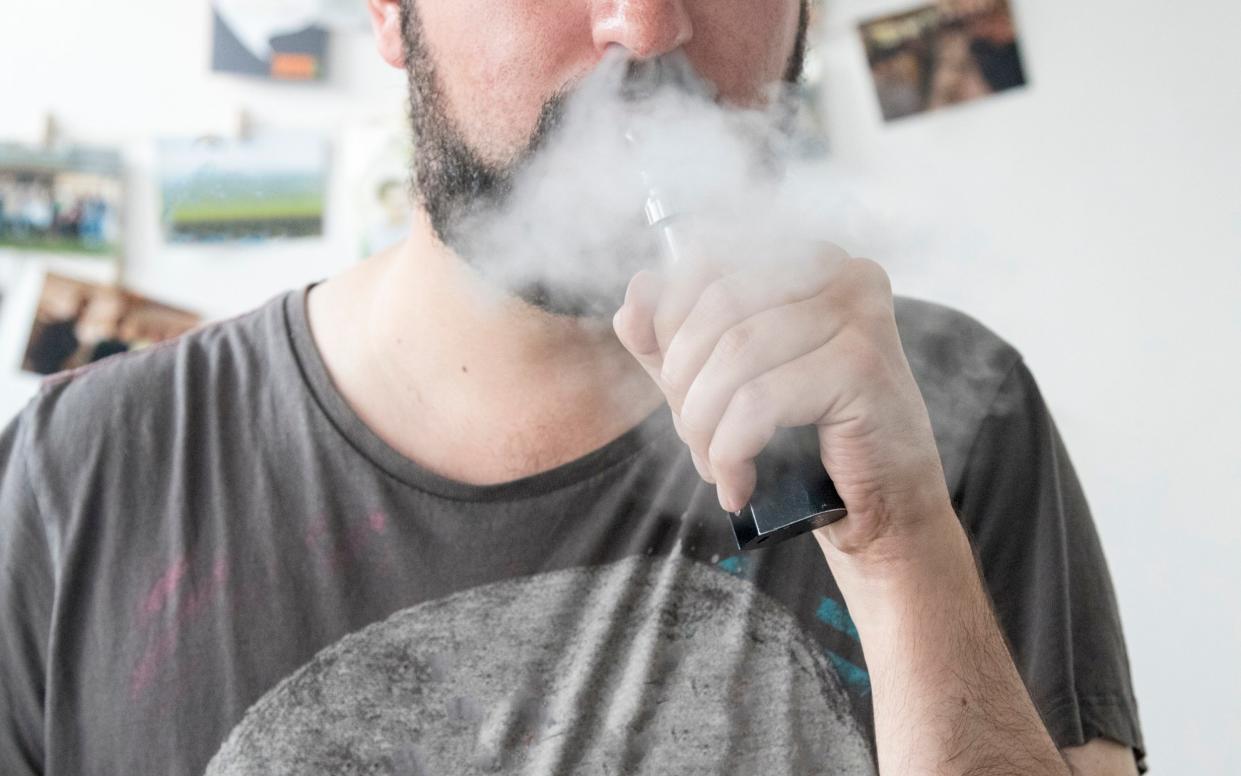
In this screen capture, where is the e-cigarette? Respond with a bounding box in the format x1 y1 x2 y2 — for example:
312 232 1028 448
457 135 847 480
623 54 848 550
637 178 848 550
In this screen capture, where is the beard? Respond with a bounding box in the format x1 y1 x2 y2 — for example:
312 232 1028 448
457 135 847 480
399 0 811 317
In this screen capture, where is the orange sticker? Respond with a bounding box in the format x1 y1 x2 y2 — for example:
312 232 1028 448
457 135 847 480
271 53 319 80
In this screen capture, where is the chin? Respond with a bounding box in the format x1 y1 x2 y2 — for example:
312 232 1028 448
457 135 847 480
512 279 628 320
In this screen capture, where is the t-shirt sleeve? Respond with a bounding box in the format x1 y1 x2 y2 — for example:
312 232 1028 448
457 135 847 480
955 358 1146 772
0 403 53 775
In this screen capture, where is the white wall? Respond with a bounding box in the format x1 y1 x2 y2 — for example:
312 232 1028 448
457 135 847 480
0 0 406 410
818 1 1241 772
1 1 1238 772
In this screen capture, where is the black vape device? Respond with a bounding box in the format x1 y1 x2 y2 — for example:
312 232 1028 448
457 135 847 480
626 53 848 551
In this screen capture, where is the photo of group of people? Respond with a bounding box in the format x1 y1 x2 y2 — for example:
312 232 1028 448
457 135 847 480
21 273 201 376
0 144 123 258
859 0 1028 122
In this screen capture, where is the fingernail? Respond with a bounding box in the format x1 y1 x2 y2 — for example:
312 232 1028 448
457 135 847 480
717 487 735 513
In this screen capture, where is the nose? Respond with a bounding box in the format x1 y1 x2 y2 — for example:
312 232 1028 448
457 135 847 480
590 0 693 60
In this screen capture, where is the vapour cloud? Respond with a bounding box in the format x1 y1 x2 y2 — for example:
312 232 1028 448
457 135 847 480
448 48 898 318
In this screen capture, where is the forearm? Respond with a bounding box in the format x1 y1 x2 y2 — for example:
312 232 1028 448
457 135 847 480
817 509 1070 776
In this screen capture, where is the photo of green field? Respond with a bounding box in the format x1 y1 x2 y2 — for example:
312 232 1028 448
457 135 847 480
158 134 327 243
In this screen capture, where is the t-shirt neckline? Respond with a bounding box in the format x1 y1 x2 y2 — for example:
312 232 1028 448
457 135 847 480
282 281 674 502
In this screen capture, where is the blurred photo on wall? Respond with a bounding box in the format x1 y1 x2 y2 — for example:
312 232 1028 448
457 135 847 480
210 0 328 81
0 143 123 259
21 272 201 376
346 121 414 258
859 0 1028 122
157 133 329 244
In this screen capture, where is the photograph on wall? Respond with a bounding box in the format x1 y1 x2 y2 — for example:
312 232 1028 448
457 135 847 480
0 143 123 259
210 0 329 81
21 272 201 376
157 133 329 244
859 0 1028 122
346 122 414 258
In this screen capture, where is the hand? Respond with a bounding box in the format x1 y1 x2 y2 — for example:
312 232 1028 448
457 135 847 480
612 242 954 565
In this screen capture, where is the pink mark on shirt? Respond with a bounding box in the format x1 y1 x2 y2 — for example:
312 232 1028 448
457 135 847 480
129 552 230 701
306 510 393 575
137 555 189 624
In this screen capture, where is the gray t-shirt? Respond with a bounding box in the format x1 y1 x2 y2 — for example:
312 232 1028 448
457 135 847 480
0 285 1145 774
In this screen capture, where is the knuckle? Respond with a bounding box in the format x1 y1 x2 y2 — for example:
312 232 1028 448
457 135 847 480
617 318 658 358
853 257 892 295
833 259 893 324
716 323 755 364
805 248 847 286
814 241 852 264
698 280 740 324
733 377 769 416
856 295 894 332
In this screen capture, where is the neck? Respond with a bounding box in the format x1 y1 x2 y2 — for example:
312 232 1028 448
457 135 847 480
307 212 664 485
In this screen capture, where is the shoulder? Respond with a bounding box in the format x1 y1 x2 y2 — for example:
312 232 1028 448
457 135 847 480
29 292 290 438
892 296 1025 491
15 291 297 507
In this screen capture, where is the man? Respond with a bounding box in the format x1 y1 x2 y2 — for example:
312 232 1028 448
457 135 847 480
0 1 1144 773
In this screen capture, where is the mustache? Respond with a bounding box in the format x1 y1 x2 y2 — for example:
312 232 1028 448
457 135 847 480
516 52 713 173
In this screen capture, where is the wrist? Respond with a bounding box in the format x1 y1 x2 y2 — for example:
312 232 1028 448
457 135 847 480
819 506 1071 776
813 503 982 620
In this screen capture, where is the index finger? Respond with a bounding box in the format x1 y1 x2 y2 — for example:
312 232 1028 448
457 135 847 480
613 269 666 382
